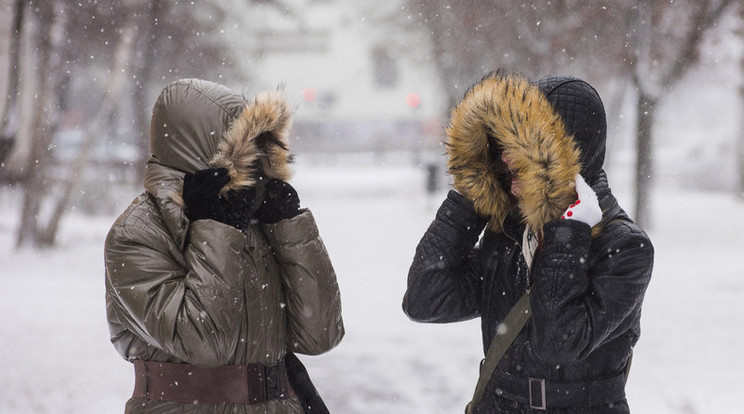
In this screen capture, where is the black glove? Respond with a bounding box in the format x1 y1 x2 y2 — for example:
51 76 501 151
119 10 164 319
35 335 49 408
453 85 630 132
255 179 301 224
182 168 231 222
217 187 259 230
183 168 259 231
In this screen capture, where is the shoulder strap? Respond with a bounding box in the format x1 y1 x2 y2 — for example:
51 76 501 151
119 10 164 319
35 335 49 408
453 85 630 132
468 291 532 409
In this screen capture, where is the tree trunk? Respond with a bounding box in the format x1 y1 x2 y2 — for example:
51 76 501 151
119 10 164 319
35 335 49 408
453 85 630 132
0 0 25 165
16 3 66 248
634 90 657 228
602 75 630 169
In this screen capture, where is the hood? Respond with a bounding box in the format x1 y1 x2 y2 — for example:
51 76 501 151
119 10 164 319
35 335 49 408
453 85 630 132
148 78 293 194
446 72 606 234
143 79 293 248
535 75 607 179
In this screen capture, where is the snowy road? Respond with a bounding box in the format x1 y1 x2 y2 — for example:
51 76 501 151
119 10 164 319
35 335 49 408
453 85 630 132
1 156 742 413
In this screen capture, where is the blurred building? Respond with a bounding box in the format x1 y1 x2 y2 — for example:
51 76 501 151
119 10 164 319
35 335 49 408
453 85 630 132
245 0 447 154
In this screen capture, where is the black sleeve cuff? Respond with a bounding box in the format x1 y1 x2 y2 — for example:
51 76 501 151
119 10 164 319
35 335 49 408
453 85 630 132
542 218 592 249
430 190 488 244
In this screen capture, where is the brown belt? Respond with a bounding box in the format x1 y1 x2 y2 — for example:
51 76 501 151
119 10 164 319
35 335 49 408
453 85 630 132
132 359 293 404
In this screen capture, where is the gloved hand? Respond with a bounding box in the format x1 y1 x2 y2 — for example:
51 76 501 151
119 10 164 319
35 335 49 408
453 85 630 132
183 168 259 230
255 179 301 224
218 187 259 230
561 173 602 227
182 168 231 222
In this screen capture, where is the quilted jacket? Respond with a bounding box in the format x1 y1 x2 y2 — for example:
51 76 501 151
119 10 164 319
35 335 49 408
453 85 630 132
403 73 653 413
105 79 344 414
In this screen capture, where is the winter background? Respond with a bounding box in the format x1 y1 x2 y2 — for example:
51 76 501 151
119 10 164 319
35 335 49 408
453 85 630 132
2 1 744 414
2 89 744 414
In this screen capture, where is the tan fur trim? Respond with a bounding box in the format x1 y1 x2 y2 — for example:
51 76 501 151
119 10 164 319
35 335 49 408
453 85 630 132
446 73 581 233
210 90 293 194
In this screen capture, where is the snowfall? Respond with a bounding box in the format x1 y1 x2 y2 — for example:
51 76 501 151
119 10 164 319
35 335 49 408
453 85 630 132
2 84 744 414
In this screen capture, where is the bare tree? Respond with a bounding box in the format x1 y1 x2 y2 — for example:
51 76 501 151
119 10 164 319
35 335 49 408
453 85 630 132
35 7 139 246
16 0 141 247
403 1 634 107
628 0 735 226
404 1 736 227
16 1 67 248
12 0 300 248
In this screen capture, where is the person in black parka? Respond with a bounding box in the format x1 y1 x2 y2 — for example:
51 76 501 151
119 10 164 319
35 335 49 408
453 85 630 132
403 72 653 414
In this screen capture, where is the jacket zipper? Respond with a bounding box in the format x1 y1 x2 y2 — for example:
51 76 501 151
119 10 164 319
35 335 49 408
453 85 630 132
502 226 530 294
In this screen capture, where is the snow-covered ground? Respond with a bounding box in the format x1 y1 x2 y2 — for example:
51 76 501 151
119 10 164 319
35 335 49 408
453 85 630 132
1 152 743 414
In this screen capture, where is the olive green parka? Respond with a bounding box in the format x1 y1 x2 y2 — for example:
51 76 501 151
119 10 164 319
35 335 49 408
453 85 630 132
104 79 344 414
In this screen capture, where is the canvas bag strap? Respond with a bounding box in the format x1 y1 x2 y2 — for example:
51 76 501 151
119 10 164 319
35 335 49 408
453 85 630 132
467 291 532 412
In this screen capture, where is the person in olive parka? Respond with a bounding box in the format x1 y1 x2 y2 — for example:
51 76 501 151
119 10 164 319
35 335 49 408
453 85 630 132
105 79 344 414
403 72 653 414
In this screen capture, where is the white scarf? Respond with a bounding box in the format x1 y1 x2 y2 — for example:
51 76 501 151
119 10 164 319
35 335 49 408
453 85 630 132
522 228 539 292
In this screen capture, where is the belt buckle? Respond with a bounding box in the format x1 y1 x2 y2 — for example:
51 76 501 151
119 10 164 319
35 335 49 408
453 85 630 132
528 377 547 410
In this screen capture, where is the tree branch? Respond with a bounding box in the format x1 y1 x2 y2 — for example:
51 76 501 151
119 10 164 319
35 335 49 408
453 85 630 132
660 0 734 89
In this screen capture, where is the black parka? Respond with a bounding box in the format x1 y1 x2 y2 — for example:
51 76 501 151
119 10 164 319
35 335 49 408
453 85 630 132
403 73 653 414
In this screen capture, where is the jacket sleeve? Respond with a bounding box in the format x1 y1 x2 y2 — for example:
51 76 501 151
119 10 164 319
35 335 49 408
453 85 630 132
402 190 487 323
262 210 344 355
105 218 248 366
529 219 654 363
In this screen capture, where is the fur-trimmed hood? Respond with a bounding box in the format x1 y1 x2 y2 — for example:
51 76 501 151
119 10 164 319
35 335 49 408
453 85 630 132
148 78 292 192
144 79 293 246
446 72 606 234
